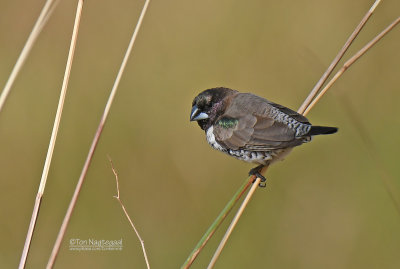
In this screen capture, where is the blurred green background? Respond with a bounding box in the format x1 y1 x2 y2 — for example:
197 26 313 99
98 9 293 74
1 0 399 268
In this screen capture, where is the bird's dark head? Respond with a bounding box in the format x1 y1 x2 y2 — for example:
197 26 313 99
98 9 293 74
190 87 237 130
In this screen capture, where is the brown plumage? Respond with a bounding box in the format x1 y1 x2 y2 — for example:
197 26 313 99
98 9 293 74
190 87 338 183
212 92 310 151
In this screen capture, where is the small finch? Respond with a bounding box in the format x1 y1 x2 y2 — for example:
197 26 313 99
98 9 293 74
190 87 338 186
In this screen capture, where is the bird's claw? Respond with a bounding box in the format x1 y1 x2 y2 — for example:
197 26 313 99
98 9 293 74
249 166 267 188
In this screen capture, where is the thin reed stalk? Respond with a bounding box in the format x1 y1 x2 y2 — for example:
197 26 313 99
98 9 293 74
297 0 382 115
18 1 83 268
0 0 59 114
207 177 261 269
303 16 400 116
181 176 255 268
46 0 151 267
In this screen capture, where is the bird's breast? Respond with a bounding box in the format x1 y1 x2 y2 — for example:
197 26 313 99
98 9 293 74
205 126 225 152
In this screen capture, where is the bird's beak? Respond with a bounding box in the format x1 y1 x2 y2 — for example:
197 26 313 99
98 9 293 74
190 105 209 121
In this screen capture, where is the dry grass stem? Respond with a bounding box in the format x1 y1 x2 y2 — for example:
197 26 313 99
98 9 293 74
304 15 400 116
109 157 150 269
182 177 255 268
39 0 61 31
203 165 268 269
207 178 261 269
297 0 382 115
18 1 83 268
46 0 151 267
181 173 267 268
0 0 59 114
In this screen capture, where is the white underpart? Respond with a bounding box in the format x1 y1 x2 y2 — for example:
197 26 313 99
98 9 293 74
206 126 225 151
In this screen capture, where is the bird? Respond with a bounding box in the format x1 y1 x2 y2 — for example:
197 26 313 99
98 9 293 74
190 87 338 186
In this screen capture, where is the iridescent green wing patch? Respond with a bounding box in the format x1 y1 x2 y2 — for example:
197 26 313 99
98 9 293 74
217 117 238 129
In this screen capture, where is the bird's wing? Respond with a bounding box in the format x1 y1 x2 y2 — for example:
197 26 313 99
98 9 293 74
213 93 309 151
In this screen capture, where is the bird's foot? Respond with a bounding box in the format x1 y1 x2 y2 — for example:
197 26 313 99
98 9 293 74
248 165 267 188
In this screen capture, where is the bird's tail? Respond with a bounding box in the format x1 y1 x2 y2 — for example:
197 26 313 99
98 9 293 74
308 126 338 136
